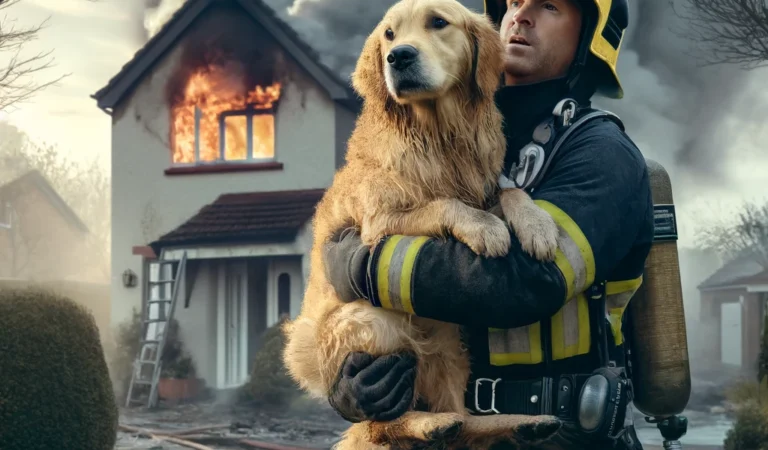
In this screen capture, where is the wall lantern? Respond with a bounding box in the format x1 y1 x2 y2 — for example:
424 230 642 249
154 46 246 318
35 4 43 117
122 269 138 288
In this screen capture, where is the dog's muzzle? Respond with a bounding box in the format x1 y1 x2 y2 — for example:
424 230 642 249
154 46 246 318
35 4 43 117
386 45 428 94
387 45 419 71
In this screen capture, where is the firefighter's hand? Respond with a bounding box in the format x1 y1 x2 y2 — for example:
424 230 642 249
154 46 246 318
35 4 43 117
328 351 417 423
322 228 371 302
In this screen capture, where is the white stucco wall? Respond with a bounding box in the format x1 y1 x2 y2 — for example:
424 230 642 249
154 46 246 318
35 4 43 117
174 261 218 384
109 17 343 329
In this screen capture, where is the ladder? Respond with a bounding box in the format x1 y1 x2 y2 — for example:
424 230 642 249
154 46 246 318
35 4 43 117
124 251 188 408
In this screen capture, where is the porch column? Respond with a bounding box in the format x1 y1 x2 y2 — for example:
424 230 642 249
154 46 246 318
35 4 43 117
698 290 721 364
743 293 763 375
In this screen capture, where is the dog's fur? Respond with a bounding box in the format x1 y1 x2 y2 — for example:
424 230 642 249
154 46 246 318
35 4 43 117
282 0 560 448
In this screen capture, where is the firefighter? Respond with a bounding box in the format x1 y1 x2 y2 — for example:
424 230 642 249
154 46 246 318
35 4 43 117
322 0 650 448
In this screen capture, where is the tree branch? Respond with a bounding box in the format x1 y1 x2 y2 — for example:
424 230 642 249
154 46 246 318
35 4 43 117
696 199 768 270
670 0 768 69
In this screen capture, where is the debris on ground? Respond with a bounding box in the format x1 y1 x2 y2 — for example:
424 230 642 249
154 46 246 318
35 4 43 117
115 397 349 450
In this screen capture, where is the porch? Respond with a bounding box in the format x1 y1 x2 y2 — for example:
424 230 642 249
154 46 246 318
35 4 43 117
137 189 323 392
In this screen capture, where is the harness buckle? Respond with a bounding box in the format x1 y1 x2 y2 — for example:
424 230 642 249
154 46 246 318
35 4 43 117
474 378 502 414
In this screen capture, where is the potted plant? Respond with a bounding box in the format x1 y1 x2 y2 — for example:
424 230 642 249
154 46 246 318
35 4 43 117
157 320 201 402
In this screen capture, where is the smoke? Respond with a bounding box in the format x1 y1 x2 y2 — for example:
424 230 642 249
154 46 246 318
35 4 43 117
138 0 768 240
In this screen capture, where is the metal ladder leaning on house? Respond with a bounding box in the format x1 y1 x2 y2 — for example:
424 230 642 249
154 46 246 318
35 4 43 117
124 251 188 408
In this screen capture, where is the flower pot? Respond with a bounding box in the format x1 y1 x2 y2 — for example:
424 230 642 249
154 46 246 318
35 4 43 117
157 377 201 402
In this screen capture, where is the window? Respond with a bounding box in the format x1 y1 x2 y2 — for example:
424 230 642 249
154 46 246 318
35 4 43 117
169 65 281 167
277 273 291 318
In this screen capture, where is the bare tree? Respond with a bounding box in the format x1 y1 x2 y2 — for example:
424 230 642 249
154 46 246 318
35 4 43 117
671 0 768 69
696 199 768 270
0 0 67 111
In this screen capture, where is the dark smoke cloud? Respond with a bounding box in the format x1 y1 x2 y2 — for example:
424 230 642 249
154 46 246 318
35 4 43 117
142 0 768 208
274 0 764 206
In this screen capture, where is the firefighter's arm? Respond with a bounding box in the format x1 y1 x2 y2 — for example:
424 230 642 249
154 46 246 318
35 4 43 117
323 122 652 329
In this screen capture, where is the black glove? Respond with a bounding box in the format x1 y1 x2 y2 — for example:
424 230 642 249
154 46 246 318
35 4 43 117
328 351 417 423
323 228 372 303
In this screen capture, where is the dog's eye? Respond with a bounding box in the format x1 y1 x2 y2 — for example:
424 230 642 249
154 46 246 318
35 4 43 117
430 16 449 29
385 28 395 40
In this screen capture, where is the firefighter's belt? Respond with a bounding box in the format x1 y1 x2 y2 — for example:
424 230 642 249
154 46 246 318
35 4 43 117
465 374 592 418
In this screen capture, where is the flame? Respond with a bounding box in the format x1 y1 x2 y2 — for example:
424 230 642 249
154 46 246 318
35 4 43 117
171 65 281 164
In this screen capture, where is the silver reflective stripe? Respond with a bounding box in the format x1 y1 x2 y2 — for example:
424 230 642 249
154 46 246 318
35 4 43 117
561 296 580 349
488 326 531 354
606 290 634 310
556 227 588 294
385 236 423 312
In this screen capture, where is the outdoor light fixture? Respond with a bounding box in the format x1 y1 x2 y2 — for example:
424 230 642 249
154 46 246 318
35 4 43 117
122 269 138 288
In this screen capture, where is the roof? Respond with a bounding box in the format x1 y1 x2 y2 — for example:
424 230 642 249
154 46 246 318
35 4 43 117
149 188 325 252
0 170 89 233
698 254 768 290
91 0 361 113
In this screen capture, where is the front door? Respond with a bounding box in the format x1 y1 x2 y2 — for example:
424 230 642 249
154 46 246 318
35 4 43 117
217 260 249 388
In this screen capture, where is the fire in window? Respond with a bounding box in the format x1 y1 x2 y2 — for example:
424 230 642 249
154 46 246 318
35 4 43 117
170 64 281 165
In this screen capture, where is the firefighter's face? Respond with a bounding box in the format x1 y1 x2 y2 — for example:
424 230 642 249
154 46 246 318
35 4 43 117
499 0 582 85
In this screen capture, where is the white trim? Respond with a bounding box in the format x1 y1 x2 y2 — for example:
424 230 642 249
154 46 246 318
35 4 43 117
747 284 768 293
216 260 249 389
163 243 303 261
216 262 225 388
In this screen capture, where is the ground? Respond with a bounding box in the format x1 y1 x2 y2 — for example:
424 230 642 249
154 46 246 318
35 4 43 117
115 399 726 450
115 398 350 450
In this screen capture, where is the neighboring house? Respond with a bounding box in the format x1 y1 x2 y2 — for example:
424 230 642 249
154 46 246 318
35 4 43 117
91 0 360 390
0 170 92 281
698 255 768 373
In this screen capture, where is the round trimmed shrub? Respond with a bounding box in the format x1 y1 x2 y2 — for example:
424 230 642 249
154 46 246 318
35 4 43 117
242 317 303 406
0 288 118 450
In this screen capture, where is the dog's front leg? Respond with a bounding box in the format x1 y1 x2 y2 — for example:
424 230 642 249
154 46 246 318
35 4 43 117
362 198 511 258
498 188 559 261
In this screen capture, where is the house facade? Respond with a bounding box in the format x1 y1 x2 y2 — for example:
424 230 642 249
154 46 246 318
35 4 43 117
0 170 92 281
698 256 768 374
92 0 360 390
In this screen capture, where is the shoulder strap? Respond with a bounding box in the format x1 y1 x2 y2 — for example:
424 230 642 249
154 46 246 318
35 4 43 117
498 98 625 193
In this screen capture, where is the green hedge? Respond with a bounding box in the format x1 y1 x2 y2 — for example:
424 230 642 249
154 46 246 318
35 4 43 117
241 318 303 406
0 288 118 450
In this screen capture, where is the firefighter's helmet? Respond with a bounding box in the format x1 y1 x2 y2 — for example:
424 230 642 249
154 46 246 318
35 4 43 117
484 0 628 99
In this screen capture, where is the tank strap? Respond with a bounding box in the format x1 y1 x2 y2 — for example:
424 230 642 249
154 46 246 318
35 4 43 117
499 98 625 194
587 281 612 369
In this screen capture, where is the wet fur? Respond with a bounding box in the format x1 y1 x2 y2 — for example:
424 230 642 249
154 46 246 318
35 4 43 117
282 0 560 448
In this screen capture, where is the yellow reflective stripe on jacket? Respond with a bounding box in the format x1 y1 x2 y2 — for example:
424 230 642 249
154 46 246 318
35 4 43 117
534 200 596 300
375 235 430 314
550 293 591 360
605 276 643 345
488 323 543 365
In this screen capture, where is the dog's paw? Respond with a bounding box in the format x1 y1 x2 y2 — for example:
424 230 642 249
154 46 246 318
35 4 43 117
454 212 511 258
513 215 559 262
513 416 561 442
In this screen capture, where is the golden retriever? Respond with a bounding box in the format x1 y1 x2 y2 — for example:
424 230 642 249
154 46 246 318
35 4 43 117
282 0 561 448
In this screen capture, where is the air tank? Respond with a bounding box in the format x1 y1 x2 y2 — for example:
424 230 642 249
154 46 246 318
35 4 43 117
626 158 692 418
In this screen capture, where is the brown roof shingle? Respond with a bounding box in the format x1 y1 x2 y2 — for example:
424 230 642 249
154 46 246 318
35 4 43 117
150 188 325 251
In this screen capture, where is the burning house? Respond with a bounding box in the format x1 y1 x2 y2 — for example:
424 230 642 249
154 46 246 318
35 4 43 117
92 0 359 391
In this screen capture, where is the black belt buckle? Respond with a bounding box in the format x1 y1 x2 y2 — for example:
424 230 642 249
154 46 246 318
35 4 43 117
472 377 556 415
473 377 502 414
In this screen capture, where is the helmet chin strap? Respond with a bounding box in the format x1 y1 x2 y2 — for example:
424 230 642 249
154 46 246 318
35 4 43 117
565 9 597 98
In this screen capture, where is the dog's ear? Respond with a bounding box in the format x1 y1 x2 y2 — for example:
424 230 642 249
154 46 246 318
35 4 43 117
352 28 388 104
468 15 504 104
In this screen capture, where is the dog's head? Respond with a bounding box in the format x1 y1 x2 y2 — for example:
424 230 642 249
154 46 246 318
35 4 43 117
352 0 503 107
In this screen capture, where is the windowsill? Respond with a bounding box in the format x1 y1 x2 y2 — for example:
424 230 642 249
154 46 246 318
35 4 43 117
164 161 284 176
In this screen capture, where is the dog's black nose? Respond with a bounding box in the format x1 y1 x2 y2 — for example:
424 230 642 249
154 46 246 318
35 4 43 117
387 45 419 70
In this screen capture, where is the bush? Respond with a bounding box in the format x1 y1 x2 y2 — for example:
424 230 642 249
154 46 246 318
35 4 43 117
108 308 143 400
241 318 303 406
0 288 118 450
724 378 768 450
159 319 197 379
